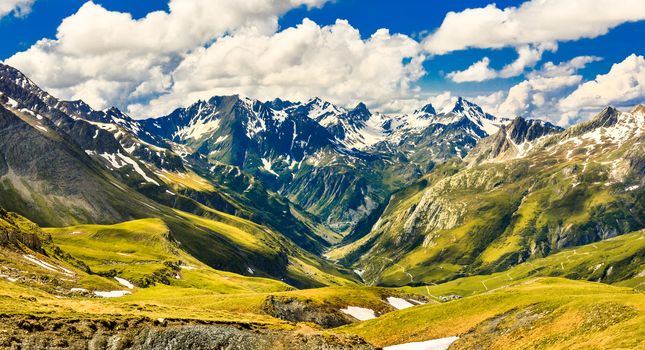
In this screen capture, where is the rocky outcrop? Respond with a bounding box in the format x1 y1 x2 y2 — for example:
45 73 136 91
0 315 375 350
262 296 357 328
465 117 561 165
0 208 43 252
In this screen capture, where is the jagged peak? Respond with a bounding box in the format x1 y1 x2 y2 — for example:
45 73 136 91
505 116 562 144
351 102 370 114
104 106 133 121
449 97 482 114
630 104 645 114
591 106 621 127
305 96 338 109
269 97 296 110
418 103 436 115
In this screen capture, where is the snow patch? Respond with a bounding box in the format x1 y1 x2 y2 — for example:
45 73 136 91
383 336 460 350
214 135 229 144
97 152 159 186
115 277 134 289
340 306 376 321
23 254 73 276
260 158 279 177
386 297 415 310
94 291 131 298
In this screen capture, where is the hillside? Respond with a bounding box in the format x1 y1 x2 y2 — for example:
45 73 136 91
341 277 644 349
329 106 644 286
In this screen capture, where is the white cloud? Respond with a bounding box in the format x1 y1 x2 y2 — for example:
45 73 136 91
128 19 425 116
499 43 557 77
447 57 497 83
480 56 601 125
448 43 558 83
471 91 506 113
0 0 34 18
5 0 331 115
559 54 645 113
424 0 645 55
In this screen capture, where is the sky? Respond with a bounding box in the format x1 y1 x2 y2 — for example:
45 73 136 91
1 0 644 125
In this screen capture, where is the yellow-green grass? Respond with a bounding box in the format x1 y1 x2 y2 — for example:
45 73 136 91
155 169 215 192
172 209 357 287
44 218 293 293
340 278 645 349
0 272 411 331
402 230 645 300
174 210 272 254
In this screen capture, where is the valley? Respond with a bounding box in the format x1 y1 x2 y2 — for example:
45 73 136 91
0 62 643 349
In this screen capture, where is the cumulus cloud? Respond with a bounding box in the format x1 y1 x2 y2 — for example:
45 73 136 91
128 19 425 116
5 0 333 115
447 57 497 83
482 56 601 125
5 0 424 118
448 43 557 83
559 54 645 113
0 0 34 18
424 0 645 55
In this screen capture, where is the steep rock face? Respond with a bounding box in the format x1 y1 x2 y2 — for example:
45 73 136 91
0 208 43 252
465 117 562 165
331 106 644 286
0 104 155 226
0 63 179 191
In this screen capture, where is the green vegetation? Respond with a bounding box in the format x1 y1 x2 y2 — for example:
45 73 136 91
329 113 645 287
402 230 645 299
340 278 645 349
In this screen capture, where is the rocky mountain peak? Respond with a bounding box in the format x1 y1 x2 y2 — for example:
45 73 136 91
450 97 482 115
506 117 562 144
0 63 38 91
418 103 436 115
594 106 620 126
347 102 371 121
630 104 645 114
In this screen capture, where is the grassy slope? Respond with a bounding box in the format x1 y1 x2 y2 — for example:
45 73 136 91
46 212 357 290
329 116 644 286
340 278 645 349
3 212 644 349
401 230 645 300
2 211 400 328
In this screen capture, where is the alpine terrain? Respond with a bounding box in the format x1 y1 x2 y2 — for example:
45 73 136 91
0 39 643 350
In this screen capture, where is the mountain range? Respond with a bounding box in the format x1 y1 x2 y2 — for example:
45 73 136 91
0 62 643 349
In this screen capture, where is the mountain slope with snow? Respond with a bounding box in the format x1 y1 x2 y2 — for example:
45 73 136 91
328 105 644 286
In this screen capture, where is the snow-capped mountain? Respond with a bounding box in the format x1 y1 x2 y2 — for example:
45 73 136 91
465 117 563 165
0 62 525 236
332 103 644 287
131 94 513 233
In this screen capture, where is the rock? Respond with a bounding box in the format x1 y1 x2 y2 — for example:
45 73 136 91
0 315 376 350
262 295 357 328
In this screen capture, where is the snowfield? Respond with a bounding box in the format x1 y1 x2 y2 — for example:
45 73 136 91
383 336 460 350
115 277 134 289
386 297 415 310
93 291 132 298
340 306 377 321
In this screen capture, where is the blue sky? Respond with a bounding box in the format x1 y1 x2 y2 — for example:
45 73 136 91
1 0 644 124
